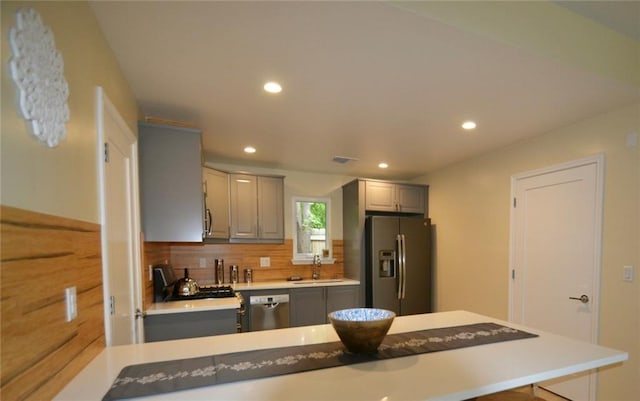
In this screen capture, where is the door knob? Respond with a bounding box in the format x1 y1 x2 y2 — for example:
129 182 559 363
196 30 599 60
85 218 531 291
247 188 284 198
569 294 589 304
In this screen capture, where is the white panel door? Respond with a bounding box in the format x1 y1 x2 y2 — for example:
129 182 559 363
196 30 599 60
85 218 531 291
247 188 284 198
510 156 603 401
97 87 142 345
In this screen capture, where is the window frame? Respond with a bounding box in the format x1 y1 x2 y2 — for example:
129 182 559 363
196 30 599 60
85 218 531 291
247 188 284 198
291 196 333 264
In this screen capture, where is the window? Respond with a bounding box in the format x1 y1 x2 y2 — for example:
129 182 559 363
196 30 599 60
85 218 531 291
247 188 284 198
292 197 332 263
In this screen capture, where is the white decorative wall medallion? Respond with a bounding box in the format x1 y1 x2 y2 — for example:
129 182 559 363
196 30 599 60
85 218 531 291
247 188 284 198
9 8 70 147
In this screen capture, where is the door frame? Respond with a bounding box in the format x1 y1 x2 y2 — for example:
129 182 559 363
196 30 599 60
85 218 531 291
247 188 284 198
508 154 604 399
96 86 143 345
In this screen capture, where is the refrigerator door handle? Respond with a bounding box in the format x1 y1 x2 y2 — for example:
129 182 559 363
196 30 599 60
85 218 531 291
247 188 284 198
396 234 403 300
401 234 407 299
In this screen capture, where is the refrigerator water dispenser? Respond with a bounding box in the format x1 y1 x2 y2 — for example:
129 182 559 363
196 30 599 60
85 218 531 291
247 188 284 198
379 250 396 277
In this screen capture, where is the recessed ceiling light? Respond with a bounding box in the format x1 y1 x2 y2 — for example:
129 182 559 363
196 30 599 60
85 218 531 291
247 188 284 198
244 146 256 154
263 81 282 94
378 162 389 169
462 121 477 130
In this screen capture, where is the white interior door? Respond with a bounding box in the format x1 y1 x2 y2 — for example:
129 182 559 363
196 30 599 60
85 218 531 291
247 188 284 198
97 87 142 346
510 155 604 401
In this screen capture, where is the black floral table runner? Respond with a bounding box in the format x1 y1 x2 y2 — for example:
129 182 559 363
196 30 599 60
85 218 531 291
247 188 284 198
103 322 537 400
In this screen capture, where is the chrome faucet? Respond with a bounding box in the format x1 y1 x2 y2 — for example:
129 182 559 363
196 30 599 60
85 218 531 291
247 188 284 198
312 254 321 280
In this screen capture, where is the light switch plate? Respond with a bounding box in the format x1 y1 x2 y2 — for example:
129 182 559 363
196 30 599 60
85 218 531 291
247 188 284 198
199 258 207 268
260 257 270 267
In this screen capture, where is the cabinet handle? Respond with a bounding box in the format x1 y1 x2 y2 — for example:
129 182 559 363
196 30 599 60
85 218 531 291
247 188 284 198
396 235 403 300
207 209 213 235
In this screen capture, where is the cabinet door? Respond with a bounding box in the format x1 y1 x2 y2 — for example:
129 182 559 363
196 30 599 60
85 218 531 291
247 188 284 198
290 287 326 327
326 286 361 322
144 309 237 342
257 176 284 240
203 168 229 238
138 123 203 242
365 181 396 212
396 184 425 214
229 174 258 239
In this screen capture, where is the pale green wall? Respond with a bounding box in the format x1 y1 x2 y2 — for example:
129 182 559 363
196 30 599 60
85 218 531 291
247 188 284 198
416 103 639 400
1 1 139 223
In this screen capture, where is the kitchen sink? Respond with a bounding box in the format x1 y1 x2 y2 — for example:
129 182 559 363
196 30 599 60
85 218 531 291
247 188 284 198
292 279 344 285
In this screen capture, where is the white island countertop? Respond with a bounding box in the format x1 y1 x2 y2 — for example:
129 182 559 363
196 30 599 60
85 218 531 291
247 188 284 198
55 310 627 401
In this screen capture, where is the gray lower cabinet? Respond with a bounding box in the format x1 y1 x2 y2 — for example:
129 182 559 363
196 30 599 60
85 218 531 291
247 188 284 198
290 285 360 327
290 287 326 327
326 286 360 316
144 309 237 342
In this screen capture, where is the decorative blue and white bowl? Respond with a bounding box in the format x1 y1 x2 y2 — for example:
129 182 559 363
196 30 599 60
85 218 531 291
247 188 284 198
328 308 395 354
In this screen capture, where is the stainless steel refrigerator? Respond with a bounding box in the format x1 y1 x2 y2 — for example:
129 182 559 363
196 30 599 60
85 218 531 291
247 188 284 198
365 216 431 315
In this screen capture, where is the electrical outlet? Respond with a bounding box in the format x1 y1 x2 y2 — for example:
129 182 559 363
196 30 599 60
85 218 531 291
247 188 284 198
260 257 271 267
199 258 207 268
65 286 77 322
623 265 634 282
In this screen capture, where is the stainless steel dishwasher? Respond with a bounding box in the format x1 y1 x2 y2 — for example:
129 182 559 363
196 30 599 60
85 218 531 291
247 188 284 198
249 294 290 331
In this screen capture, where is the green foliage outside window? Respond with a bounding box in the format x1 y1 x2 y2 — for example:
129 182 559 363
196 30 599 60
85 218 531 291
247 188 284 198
295 200 328 256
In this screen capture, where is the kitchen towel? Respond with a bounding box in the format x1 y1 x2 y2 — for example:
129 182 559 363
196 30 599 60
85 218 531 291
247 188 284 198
103 322 537 400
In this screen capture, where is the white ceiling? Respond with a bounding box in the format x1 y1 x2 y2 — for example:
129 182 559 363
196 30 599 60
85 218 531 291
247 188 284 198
90 1 639 180
554 0 640 40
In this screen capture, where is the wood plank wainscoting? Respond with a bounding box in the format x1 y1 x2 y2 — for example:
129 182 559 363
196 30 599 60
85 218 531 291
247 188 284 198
0 206 104 401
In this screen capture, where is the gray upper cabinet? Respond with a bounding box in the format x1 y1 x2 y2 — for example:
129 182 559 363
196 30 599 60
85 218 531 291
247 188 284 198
257 176 284 240
229 174 258 239
138 122 203 242
203 168 230 239
365 180 425 214
229 174 284 242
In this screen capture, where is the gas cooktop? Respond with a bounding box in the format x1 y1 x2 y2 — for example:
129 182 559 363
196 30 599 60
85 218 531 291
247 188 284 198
165 285 236 302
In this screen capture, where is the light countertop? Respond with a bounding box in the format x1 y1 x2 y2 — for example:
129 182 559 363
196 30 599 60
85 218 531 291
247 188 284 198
54 310 627 401
230 277 360 291
145 278 360 315
145 296 242 315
